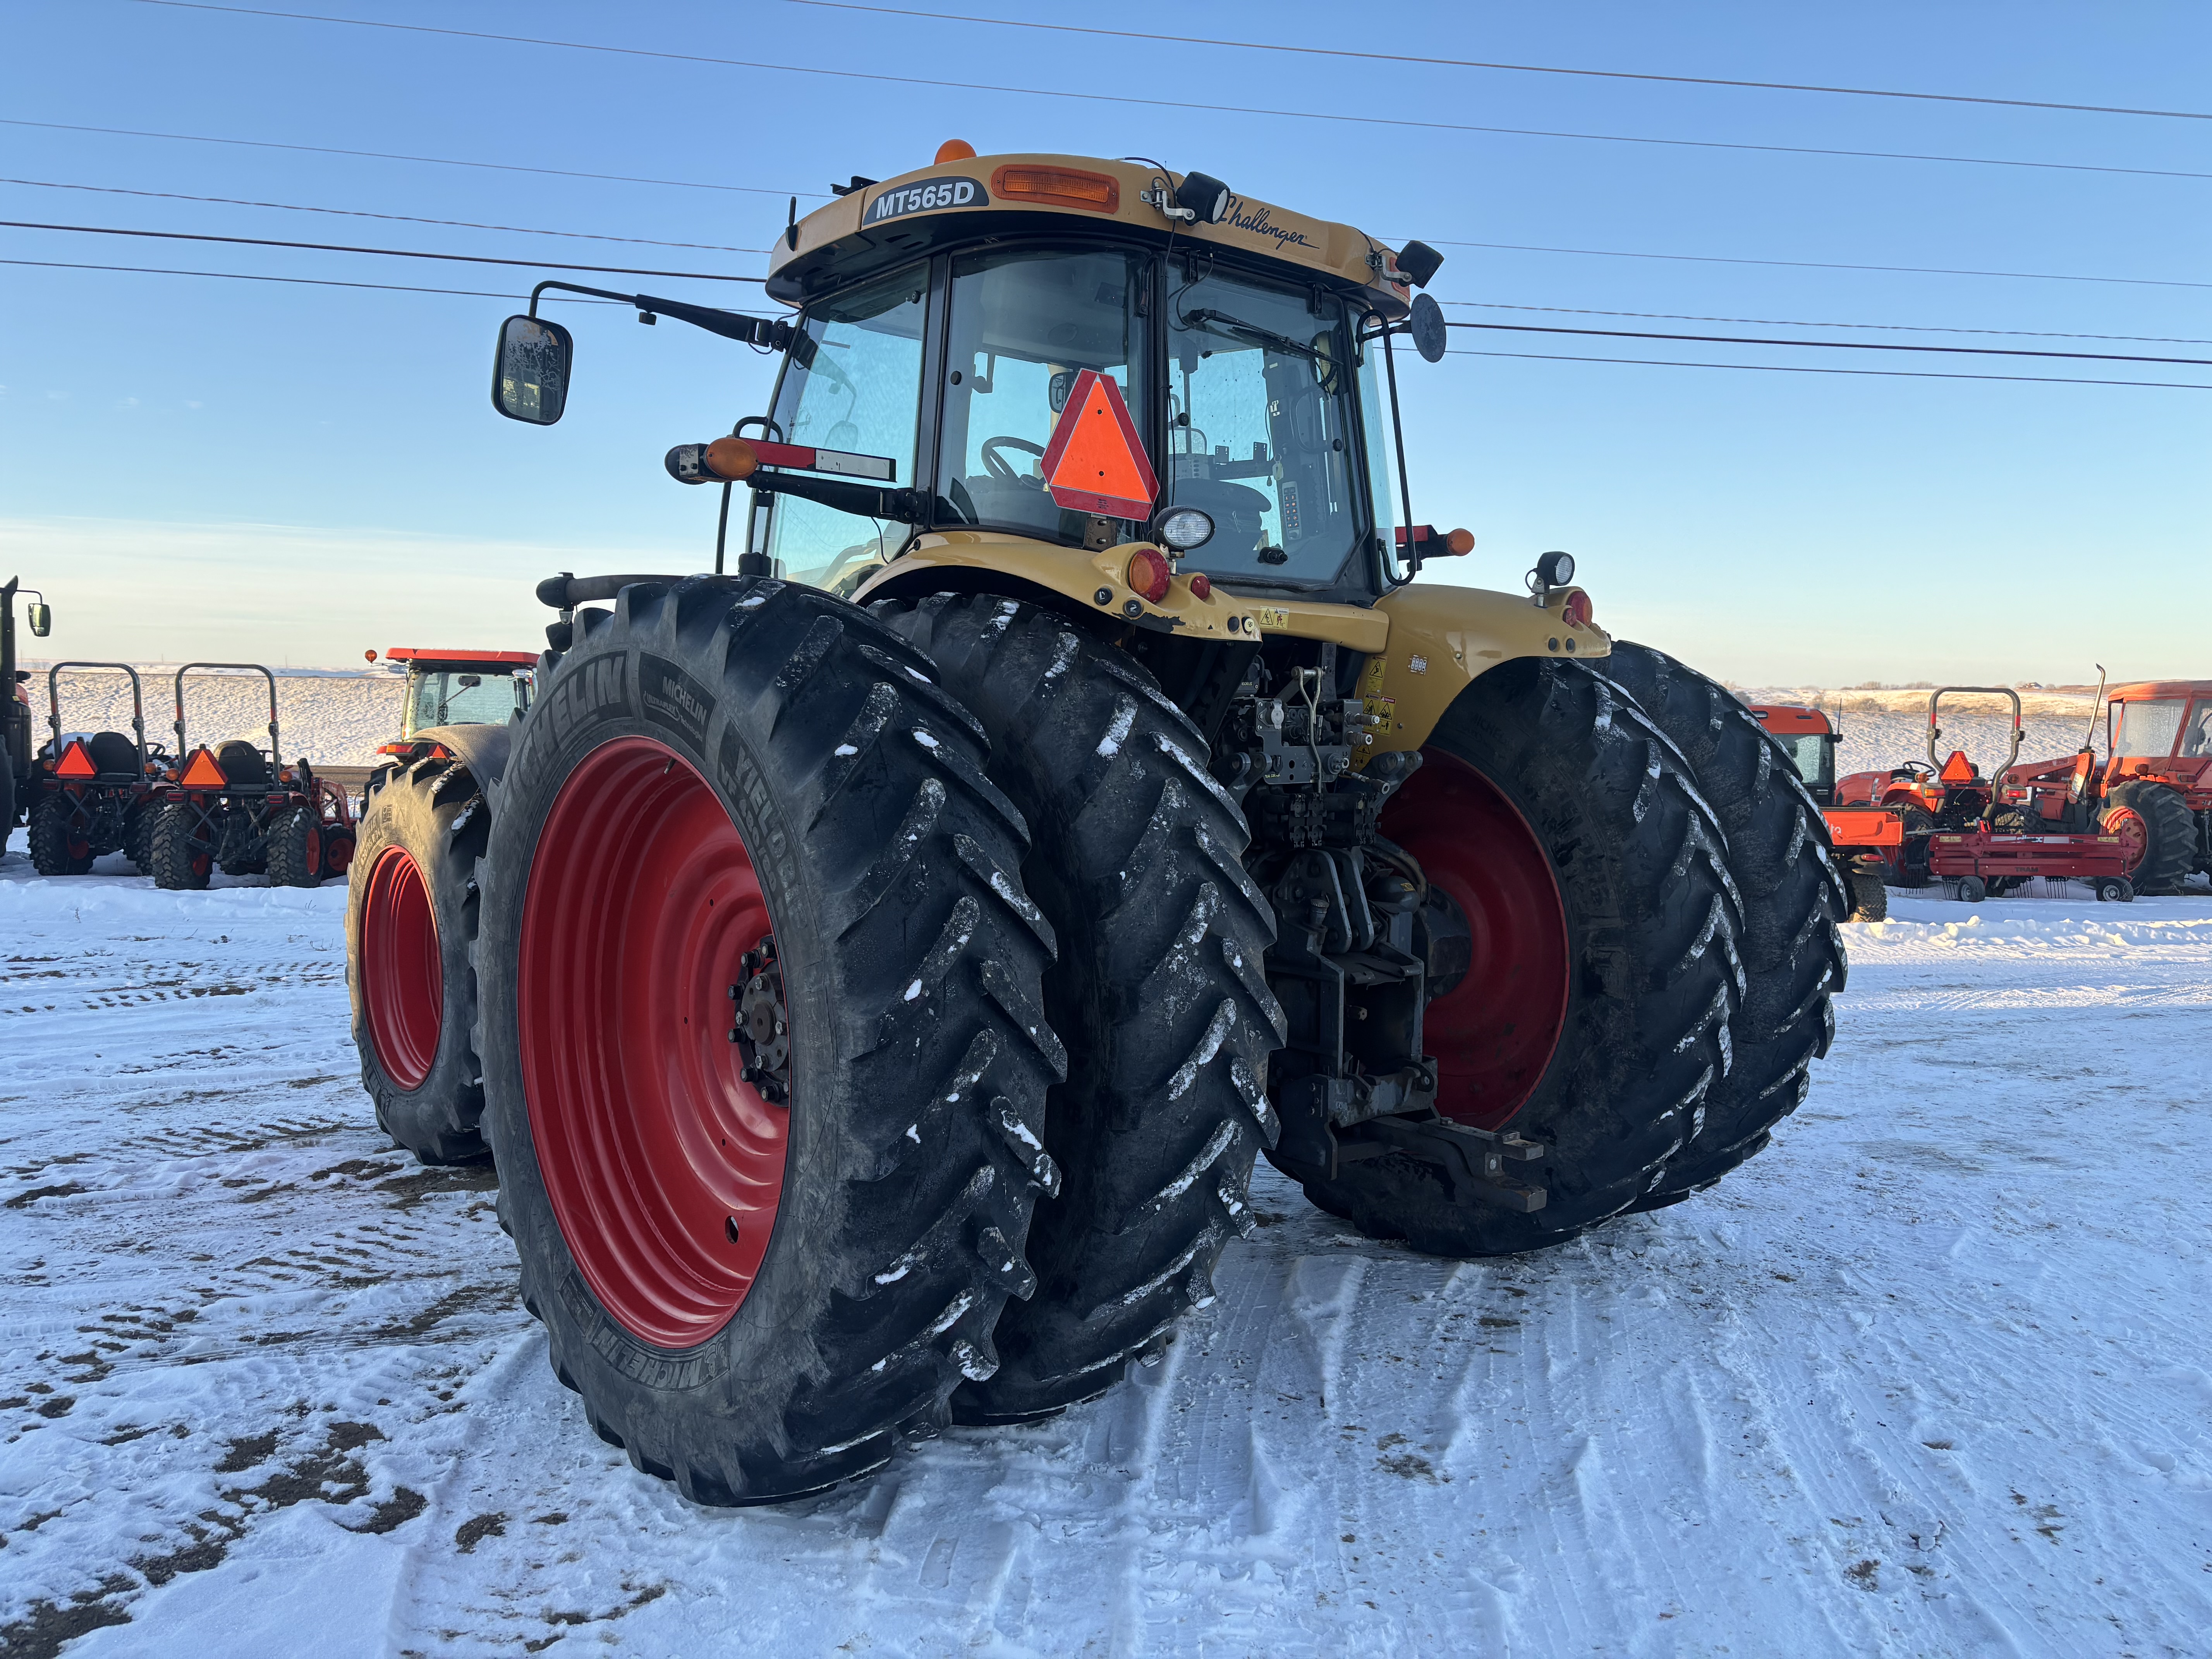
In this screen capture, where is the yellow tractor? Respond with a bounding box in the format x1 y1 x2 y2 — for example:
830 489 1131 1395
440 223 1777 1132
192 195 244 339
347 145 1845 1504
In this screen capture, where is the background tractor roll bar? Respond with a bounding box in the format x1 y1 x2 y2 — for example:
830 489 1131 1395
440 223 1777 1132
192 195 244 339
174 663 282 768
47 661 149 773
1927 685 2024 776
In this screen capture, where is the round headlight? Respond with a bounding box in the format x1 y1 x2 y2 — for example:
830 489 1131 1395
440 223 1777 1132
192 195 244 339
1534 550 1576 588
1153 506 1216 552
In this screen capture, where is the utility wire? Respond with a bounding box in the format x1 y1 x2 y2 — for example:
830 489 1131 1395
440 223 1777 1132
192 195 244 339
1445 348 2210 391
117 2 2212 184
0 117 824 199
1419 237 2212 289
4 252 2200 390
771 0 2212 121
1449 301 2212 347
0 220 768 283
0 177 765 253
1442 319 2212 366
0 255 629 301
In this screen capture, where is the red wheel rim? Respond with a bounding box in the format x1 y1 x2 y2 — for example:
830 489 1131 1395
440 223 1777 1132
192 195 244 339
1381 747 1570 1130
361 845 443 1091
304 824 324 880
519 736 789 1350
2102 806 2148 873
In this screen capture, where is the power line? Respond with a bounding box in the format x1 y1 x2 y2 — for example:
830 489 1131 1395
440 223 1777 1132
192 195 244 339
117 2 2212 184
1443 319 2212 366
1445 348 2211 391
1449 301 2212 347
0 117 824 200
0 177 764 253
771 0 2212 122
0 255 628 302
1420 237 2212 289
0 220 768 284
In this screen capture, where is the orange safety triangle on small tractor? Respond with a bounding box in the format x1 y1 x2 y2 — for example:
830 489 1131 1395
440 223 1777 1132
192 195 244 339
1039 368 1159 520
1937 749 1978 784
55 739 98 780
179 746 228 788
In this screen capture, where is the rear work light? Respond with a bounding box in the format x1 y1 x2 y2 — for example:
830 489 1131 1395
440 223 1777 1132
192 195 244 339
992 165 1119 213
1125 546 1173 604
1561 590 1594 628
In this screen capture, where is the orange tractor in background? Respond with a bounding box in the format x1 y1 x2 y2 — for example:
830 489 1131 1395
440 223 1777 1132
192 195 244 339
1998 673 2210 894
1749 702 1899 920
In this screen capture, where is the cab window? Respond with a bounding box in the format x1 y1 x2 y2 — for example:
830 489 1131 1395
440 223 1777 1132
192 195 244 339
2112 698 2188 758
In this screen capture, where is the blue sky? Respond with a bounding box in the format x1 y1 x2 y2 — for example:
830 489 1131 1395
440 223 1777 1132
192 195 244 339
2 0 2206 682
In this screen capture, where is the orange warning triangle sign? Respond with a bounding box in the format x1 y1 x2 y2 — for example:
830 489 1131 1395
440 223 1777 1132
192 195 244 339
1039 369 1159 520
1938 749 1977 784
180 746 228 788
55 739 97 780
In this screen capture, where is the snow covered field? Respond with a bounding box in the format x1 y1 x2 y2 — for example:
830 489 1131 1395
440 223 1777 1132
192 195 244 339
4 840 2210 1657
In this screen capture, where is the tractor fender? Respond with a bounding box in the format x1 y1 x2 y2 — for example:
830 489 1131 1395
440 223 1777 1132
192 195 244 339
407 721 515 818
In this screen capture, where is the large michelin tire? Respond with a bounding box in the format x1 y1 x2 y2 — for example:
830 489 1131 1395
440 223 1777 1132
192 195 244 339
2101 779 2193 895
879 594 1285 1421
1300 657 1743 1255
345 757 492 1164
1601 642 1848 1208
475 577 1063 1504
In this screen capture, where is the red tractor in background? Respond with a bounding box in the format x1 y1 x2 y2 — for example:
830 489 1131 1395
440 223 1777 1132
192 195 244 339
148 663 356 890
1999 673 2210 894
25 663 169 876
1749 701 1899 920
366 647 538 757
1837 685 2033 890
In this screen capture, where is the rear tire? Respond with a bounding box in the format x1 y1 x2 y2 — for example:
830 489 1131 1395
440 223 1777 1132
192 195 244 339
1846 867 1888 921
1301 657 1743 1256
476 577 1062 1504
266 804 325 889
124 801 156 874
878 594 1283 1421
149 803 212 891
2102 780 2193 894
28 794 94 876
345 759 492 1164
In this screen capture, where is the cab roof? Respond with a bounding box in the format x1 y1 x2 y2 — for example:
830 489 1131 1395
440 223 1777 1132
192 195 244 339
1748 703 1835 735
2109 680 2212 701
768 151 1420 316
385 648 537 669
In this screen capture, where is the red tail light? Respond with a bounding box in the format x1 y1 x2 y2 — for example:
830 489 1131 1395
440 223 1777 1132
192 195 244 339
1188 573 1212 600
1126 546 1173 604
1561 590 1594 628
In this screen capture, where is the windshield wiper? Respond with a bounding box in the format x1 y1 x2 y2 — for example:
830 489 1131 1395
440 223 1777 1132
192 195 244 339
1181 307 1319 363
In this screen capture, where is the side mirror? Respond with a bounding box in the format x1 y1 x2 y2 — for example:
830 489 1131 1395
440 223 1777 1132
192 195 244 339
492 314 574 425
27 603 50 638
1408 294 1446 364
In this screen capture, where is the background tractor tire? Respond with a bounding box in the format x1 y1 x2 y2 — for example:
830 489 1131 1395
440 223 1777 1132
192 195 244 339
124 802 156 874
345 758 493 1165
879 594 1284 1422
149 802 211 890
266 804 326 889
0 744 15 841
2101 780 2193 895
1603 643 1847 1210
476 577 1062 1505
1885 806 1935 888
28 795 94 876
1847 868 1889 921
1302 657 1743 1256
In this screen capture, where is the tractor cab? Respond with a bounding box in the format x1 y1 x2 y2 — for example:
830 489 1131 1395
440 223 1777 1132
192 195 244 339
2 576 54 832
378 648 537 742
1748 702 1838 806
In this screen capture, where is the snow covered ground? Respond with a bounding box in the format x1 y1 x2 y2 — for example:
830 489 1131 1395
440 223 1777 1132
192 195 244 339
3 840 2209 1657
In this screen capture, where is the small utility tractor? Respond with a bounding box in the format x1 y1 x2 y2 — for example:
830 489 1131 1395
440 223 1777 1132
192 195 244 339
1750 701 1898 920
1837 685 2032 888
149 663 356 890
26 663 168 876
346 143 1845 1504
2 575 55 838
1998 668 2210 893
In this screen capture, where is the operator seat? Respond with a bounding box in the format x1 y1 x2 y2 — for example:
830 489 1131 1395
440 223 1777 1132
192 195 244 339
86 731 140 776
216 739 270 787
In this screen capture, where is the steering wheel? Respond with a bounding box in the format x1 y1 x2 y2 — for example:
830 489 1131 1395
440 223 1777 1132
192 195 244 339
1897 760 1936 778
980 435 1045 483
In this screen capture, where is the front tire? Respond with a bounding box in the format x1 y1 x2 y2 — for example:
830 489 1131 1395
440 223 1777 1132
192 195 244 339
345 759 491 1164
476 578 1062 1504
1303 657 1743 1256
879 594 1283 1421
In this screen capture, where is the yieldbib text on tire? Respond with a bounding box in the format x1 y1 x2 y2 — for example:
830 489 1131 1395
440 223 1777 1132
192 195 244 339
1602 642 1846 1208
1300 657 1743 1256
878 594 1284 1422
345 753 495 1165
475 577 1062 1504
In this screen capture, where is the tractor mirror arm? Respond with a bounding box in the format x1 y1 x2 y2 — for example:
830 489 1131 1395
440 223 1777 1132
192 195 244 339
527 280 794 350
743 469 931 525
